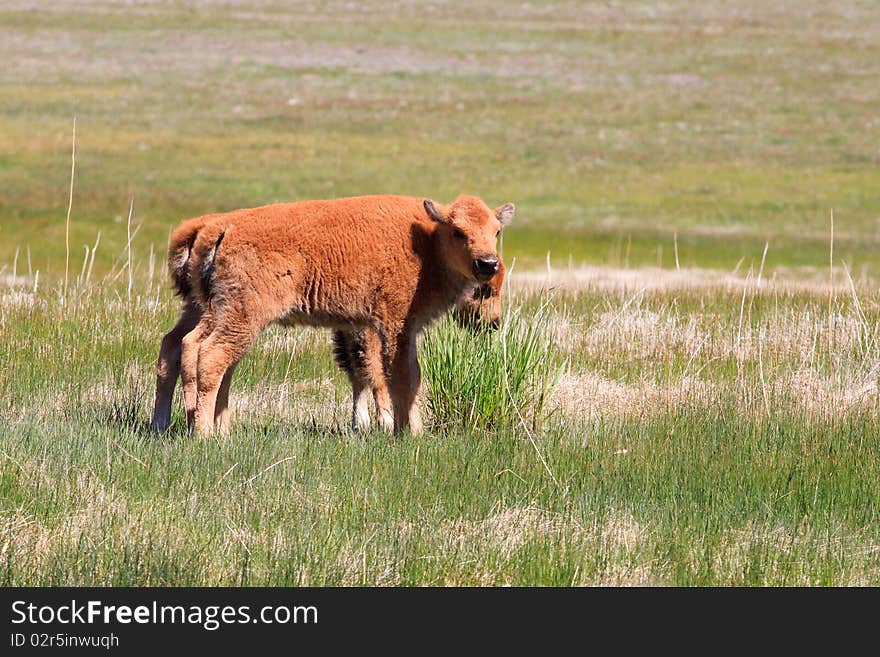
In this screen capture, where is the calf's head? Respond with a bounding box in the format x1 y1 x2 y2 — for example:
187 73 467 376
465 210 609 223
424 195 514 284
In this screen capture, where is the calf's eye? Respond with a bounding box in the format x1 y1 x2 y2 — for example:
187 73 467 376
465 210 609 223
453 228 466 240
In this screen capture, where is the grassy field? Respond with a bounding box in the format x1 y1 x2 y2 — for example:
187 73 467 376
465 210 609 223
2 1 880 585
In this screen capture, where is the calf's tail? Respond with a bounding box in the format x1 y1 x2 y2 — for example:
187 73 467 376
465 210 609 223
189 221 231 308
167 215 213 298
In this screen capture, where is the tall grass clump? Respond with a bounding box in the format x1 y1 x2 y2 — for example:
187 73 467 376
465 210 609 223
421 301 562 433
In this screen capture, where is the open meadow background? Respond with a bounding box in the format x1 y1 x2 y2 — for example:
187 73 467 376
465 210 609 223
2 0 880 585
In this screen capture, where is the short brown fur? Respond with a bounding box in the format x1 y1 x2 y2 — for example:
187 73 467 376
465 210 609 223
151 250 504 434
151 194 512 436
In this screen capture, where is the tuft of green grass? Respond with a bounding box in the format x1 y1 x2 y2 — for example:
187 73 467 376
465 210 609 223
421 301 563 433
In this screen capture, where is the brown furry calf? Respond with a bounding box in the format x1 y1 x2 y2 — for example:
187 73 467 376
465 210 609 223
151 241 505 434
152 195 513 436
186 194 512 436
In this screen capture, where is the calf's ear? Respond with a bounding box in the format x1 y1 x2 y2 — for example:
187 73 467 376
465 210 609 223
423 199 449 223
495 203 515 227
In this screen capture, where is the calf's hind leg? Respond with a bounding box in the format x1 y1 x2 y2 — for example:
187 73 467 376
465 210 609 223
194 323 261 437
181 315 214 433
332 329 393 433
213 361 239 435
332 330 372 431
151 302 201 432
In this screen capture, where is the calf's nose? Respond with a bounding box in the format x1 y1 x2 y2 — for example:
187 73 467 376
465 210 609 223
474 256 499 280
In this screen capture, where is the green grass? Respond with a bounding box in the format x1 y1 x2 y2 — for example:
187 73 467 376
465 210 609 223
2 0 880 585
1 1 879 276
1 276 879 586
422 306 562 433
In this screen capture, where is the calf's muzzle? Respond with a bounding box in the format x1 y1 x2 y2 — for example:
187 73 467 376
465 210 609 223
474 256 499 281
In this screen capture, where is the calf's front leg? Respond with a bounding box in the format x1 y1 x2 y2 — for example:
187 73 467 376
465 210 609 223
363 329 394 432
388 334 423 435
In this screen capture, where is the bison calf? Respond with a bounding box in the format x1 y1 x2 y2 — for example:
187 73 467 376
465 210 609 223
169 194 512 436
151 247 504 434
